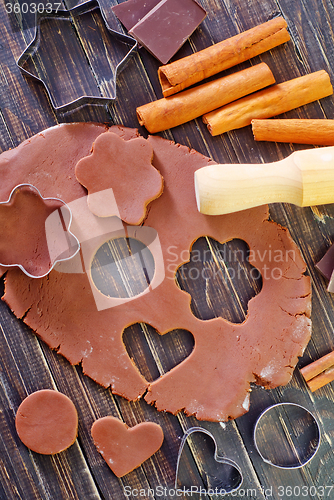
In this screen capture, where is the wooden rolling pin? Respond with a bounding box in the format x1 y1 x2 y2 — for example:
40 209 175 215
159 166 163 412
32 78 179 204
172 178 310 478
195 146 334 215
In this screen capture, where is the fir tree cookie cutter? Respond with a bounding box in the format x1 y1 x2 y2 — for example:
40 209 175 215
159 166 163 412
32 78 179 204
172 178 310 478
16 0 138 113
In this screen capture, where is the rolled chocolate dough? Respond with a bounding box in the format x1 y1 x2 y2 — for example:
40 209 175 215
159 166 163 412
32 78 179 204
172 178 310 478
2 123 311 421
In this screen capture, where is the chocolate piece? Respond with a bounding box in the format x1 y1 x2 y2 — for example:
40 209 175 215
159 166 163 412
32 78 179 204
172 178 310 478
328 274 334 293
316 243 334 281
91 417 164 476
0 185 79 278
2 124 311 421
315 242 334 293
15 390 78 454
112 0 160 31
129 0 207 64
75 132 163 223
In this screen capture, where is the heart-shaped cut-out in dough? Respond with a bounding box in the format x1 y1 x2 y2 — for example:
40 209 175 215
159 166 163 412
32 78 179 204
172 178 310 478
175 428 243 494
91 416 164 477
123 325 195 382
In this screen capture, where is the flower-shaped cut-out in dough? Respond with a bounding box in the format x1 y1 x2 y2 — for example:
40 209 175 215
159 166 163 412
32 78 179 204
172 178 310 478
75 132 163 224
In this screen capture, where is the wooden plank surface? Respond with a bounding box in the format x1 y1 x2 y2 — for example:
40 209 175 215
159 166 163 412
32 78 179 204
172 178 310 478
1 0 334 498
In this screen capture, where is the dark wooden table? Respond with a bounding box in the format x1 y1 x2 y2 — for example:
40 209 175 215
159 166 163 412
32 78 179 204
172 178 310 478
1 0 334 498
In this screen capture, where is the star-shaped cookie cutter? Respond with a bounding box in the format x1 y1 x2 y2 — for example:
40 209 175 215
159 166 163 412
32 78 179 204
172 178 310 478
0 184 80 279
16 0 138 112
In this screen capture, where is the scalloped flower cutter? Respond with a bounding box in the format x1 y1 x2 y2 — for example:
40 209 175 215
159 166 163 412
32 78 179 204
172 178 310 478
0 184 80 278
175 427 243 495
16 0 138 113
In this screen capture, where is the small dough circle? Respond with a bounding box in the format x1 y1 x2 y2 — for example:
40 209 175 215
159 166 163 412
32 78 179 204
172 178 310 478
15 389 78 454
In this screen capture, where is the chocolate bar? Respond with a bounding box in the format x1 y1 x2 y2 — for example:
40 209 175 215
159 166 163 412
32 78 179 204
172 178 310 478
129 0 207 64
112 0 160 31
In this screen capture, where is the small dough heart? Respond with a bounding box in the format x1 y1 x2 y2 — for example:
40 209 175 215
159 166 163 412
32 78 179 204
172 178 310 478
91 416 164 477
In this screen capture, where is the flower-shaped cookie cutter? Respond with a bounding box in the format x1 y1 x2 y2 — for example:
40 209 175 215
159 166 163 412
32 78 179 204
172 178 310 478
0 184 80 278
16 0 138 112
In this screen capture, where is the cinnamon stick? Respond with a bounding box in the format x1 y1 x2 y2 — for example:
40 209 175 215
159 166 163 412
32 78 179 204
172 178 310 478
300 350 334 382
300 350 334 392
158 17 289 97
306 366 334 392
203 70 333 136
252 119 334 145
137 62 275 134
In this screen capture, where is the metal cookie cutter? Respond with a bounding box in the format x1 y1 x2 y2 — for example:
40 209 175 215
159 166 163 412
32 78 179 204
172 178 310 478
175 427 243 495
16 0 138 113
0 184 80 278
254 402 321 469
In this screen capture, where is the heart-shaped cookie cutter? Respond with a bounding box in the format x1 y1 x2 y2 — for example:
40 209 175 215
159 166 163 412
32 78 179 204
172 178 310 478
16 0 138 112
175 427 243 495
0 184 80 278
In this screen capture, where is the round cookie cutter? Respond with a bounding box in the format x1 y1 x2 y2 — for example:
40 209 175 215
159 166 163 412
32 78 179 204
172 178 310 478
254 402 321 469
0 183 80 279
175 427 243 495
